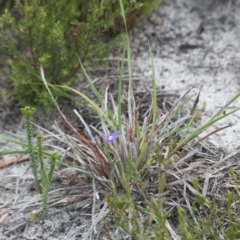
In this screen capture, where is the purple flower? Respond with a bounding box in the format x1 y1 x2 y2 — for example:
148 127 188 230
99 131 120 144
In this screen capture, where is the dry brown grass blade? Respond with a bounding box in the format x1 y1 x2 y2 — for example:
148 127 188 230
192 124 234 147
55 105 111 176
0 211 9 224
174 148 199 167
165 220 180 240
0 155 29 168
40 66 110 174
55 169 91 184
212 149 240 169
83 201 109 240
154 88 193 136
190 85 202 115
202 172 213 197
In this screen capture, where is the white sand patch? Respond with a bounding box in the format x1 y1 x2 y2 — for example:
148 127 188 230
130 0 240 151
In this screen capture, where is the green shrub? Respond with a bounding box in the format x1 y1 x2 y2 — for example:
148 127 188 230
0 0 161 111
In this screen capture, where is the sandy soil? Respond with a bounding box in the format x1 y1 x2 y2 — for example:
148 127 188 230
129 0 240 150
1 0 240 239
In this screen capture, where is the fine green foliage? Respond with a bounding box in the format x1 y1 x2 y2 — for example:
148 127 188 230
20 106 40 191
35 135 57 219
0 0 161 111
20 106 57 219
176 178 240 239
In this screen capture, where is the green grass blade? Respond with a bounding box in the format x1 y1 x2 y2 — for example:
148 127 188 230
173 108 240 154
210 92 240 120
117 41 127 129
0 150 28 156
78 58 103 104
148 41 157 134
0 134 29 147
0 134 63 164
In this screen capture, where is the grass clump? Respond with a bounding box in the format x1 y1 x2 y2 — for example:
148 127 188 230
32 38 240 237
1 42 240 237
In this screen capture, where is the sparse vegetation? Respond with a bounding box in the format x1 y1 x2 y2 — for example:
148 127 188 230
1 0 240 239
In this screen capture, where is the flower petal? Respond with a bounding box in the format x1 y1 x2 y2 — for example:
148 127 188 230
99 131 120 144
111 131 120 139
99 132 109 141
107 139 114 144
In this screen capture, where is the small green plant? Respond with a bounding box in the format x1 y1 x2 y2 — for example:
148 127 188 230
176 176 240 239
20 106 57 219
